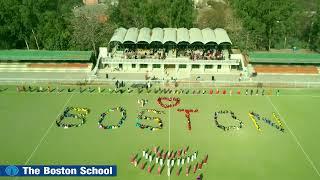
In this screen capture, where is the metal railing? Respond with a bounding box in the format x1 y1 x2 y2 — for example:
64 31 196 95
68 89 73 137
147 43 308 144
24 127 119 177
101 57 240 65
0 77 320 88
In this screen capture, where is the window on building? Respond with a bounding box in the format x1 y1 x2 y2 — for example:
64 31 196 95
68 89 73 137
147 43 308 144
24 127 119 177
132 64 136 68
152 64 161 68
179 64 187 68
205 65 213 69
192 64 200 69
217 65 222 69
140 64 148 68
164 64 175 69
231 65 238 70
119 64 123 69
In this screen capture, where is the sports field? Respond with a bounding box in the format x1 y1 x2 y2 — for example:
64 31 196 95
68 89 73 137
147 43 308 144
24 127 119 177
0 86 320 180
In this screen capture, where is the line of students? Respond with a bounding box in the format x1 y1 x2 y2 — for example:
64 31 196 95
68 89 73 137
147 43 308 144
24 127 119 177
14 85 280 97
245 89 280 96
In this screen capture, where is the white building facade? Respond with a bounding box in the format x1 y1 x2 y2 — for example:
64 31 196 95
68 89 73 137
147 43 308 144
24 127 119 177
97 27 243 80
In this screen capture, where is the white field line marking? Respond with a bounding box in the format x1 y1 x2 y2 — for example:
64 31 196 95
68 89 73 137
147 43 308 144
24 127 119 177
168 108 171 180
14 93 74 180
267 96 320 177
24 93 74 165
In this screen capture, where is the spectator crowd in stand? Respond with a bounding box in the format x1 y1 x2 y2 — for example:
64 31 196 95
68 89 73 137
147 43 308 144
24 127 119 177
118 47 228 61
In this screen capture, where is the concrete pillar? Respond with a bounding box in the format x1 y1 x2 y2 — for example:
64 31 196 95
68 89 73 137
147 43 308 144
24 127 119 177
137 63 140 72
128 64 133 71
161 64 165 78
201 65 205 73
161 64 165 71
175 65 179 72
123 64 128 72
214 65 219 73
188 64 192 72
222 65 230 72
212 65 217 73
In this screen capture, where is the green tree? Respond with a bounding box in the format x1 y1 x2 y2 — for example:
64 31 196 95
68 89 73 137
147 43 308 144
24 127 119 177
36 11 72 50
231 0 296 50
110 0 147 28
110 0 195 28
310 6 320 51
0 0 26 49
69 7 115 55
31 0 82 50
196 2 227 29
0 0 81 50
169 0 195 28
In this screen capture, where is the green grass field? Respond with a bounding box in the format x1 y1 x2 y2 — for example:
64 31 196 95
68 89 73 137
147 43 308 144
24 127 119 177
1 87 320 180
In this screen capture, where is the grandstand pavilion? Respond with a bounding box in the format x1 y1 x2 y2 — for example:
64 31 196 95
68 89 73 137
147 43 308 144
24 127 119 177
249 52 320 74
98 27 244 80
0 50 94 73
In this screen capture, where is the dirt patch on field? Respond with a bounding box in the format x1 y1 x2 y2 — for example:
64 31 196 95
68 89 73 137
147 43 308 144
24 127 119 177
254 65 319 74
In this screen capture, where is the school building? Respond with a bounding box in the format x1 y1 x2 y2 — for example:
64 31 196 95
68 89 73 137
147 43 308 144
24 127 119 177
96 27 245 80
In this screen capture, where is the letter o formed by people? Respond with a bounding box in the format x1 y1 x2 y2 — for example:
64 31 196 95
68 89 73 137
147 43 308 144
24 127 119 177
98 107 127 130
214 110 243 131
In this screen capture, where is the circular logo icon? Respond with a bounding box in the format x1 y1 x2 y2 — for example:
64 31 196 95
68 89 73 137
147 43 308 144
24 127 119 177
5 165 19 176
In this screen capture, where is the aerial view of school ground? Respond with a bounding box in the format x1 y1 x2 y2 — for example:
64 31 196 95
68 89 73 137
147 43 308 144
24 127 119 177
0 0 320 179
1 85 320 180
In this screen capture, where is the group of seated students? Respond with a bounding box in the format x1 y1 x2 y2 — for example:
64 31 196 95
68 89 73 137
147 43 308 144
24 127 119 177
56 114 85 128
136 121 163 131
153 88 208 95
214 110 243 131
56 107 89 128
16 85 76 93
99 107 127 130
136 109 163 131
16 85 44 92
157 97 180 109
250 111 284 132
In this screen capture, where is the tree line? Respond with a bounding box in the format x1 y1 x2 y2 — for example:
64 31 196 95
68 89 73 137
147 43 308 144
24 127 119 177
230 0 320 52
0 0 319 52
0 0 80 50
